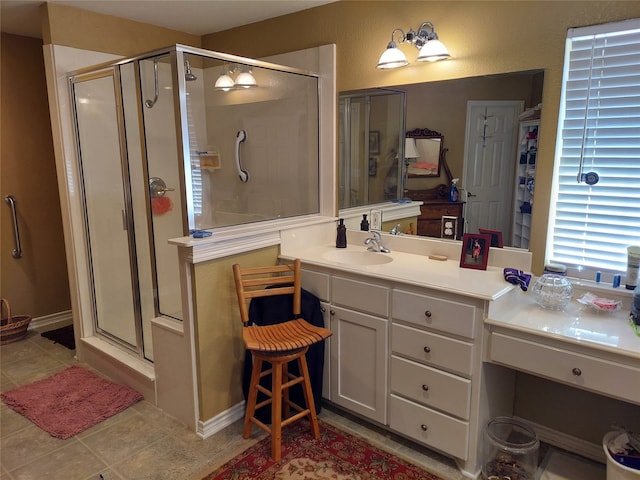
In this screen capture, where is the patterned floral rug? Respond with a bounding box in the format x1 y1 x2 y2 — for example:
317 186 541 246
202 420 442 480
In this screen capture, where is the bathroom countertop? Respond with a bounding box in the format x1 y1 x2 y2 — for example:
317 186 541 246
486 286 640 360
280 243 516 301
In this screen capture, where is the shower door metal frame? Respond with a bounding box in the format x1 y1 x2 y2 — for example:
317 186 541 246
69 67 145 356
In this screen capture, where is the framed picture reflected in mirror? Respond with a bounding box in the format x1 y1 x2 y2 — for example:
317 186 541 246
369 131 380 154
478 228 504 248
369 156 378 176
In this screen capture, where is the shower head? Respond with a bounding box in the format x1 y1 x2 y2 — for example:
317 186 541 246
185 60 197 81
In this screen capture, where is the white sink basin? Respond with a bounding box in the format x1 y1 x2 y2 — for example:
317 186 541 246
322 249 394 266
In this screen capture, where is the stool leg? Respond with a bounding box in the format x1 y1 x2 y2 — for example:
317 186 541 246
282 362 290 420
298 355 320 439
244 356 262 439
271 360 283 461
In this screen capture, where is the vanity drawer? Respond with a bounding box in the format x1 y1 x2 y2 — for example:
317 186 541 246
391 356 471 419
392 323 473 376
331 276 389 317
490 332 640 405
389 394 469 460
393 289 476 339
301 269 330 302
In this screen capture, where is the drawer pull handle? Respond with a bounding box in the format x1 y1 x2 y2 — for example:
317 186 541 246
422 384 429 391
424 310 432 318
320 306 326 313
572 367 582 376
330 310 335 316
420 424 428 431
423 346 431 353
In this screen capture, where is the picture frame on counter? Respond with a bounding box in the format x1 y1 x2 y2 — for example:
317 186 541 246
460 233 490 270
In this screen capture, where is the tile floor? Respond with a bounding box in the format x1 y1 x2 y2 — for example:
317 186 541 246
1 328 605 480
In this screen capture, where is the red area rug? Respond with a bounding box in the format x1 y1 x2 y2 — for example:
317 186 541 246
1 365 143 439
203 420 442 480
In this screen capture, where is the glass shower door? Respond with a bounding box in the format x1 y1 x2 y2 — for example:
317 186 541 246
71 69 142 352
139 54 185 321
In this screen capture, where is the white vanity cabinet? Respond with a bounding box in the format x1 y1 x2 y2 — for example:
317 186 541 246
389 288 479 461
300 268 389 422
300 263 498 476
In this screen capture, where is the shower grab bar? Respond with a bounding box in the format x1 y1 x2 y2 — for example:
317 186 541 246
4 195 23 259
235 130 249 182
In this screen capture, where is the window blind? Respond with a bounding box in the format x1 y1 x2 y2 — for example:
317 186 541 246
548 19 640 273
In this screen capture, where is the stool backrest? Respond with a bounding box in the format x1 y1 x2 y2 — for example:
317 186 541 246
232 259 302 326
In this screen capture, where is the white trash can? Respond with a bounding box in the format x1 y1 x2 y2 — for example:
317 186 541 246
603 431 640 480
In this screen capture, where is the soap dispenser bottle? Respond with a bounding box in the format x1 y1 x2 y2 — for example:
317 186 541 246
449 178 460 202
360 214 369 231
336 219 347 248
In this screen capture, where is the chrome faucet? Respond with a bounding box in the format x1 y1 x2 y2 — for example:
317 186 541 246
364 231 390 253
389 224 402 235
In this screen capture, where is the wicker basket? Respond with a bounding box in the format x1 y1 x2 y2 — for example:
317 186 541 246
1 298 32 345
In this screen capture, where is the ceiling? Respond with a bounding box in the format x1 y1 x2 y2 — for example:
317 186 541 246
0 0 336 39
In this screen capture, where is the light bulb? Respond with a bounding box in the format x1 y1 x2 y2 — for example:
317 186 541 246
214 73 235 91
377 41 409 69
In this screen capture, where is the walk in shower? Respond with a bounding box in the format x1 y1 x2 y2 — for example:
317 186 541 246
68 45 320 361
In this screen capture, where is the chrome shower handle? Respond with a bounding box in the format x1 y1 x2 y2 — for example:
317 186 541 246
4 195 23 258
149 177 174 198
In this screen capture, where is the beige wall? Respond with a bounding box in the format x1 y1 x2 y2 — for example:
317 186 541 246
193 246 279 420
42 2 201 55
0 33 70 317
203 0 640 274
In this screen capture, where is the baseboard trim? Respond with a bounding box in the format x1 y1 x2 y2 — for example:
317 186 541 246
198 401 245 439
29 310 73 330
515 417 605 464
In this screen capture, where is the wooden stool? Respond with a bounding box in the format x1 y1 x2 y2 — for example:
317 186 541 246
232 259 332 461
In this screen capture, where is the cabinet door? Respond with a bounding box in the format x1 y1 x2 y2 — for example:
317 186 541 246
330 306 388 424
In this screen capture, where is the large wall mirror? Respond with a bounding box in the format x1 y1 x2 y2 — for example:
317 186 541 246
338 70 544 248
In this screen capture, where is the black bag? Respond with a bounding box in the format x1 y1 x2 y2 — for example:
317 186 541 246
242 288 326 424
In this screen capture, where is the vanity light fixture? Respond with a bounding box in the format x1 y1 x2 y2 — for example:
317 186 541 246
214 64 258 91
377 21 450 69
